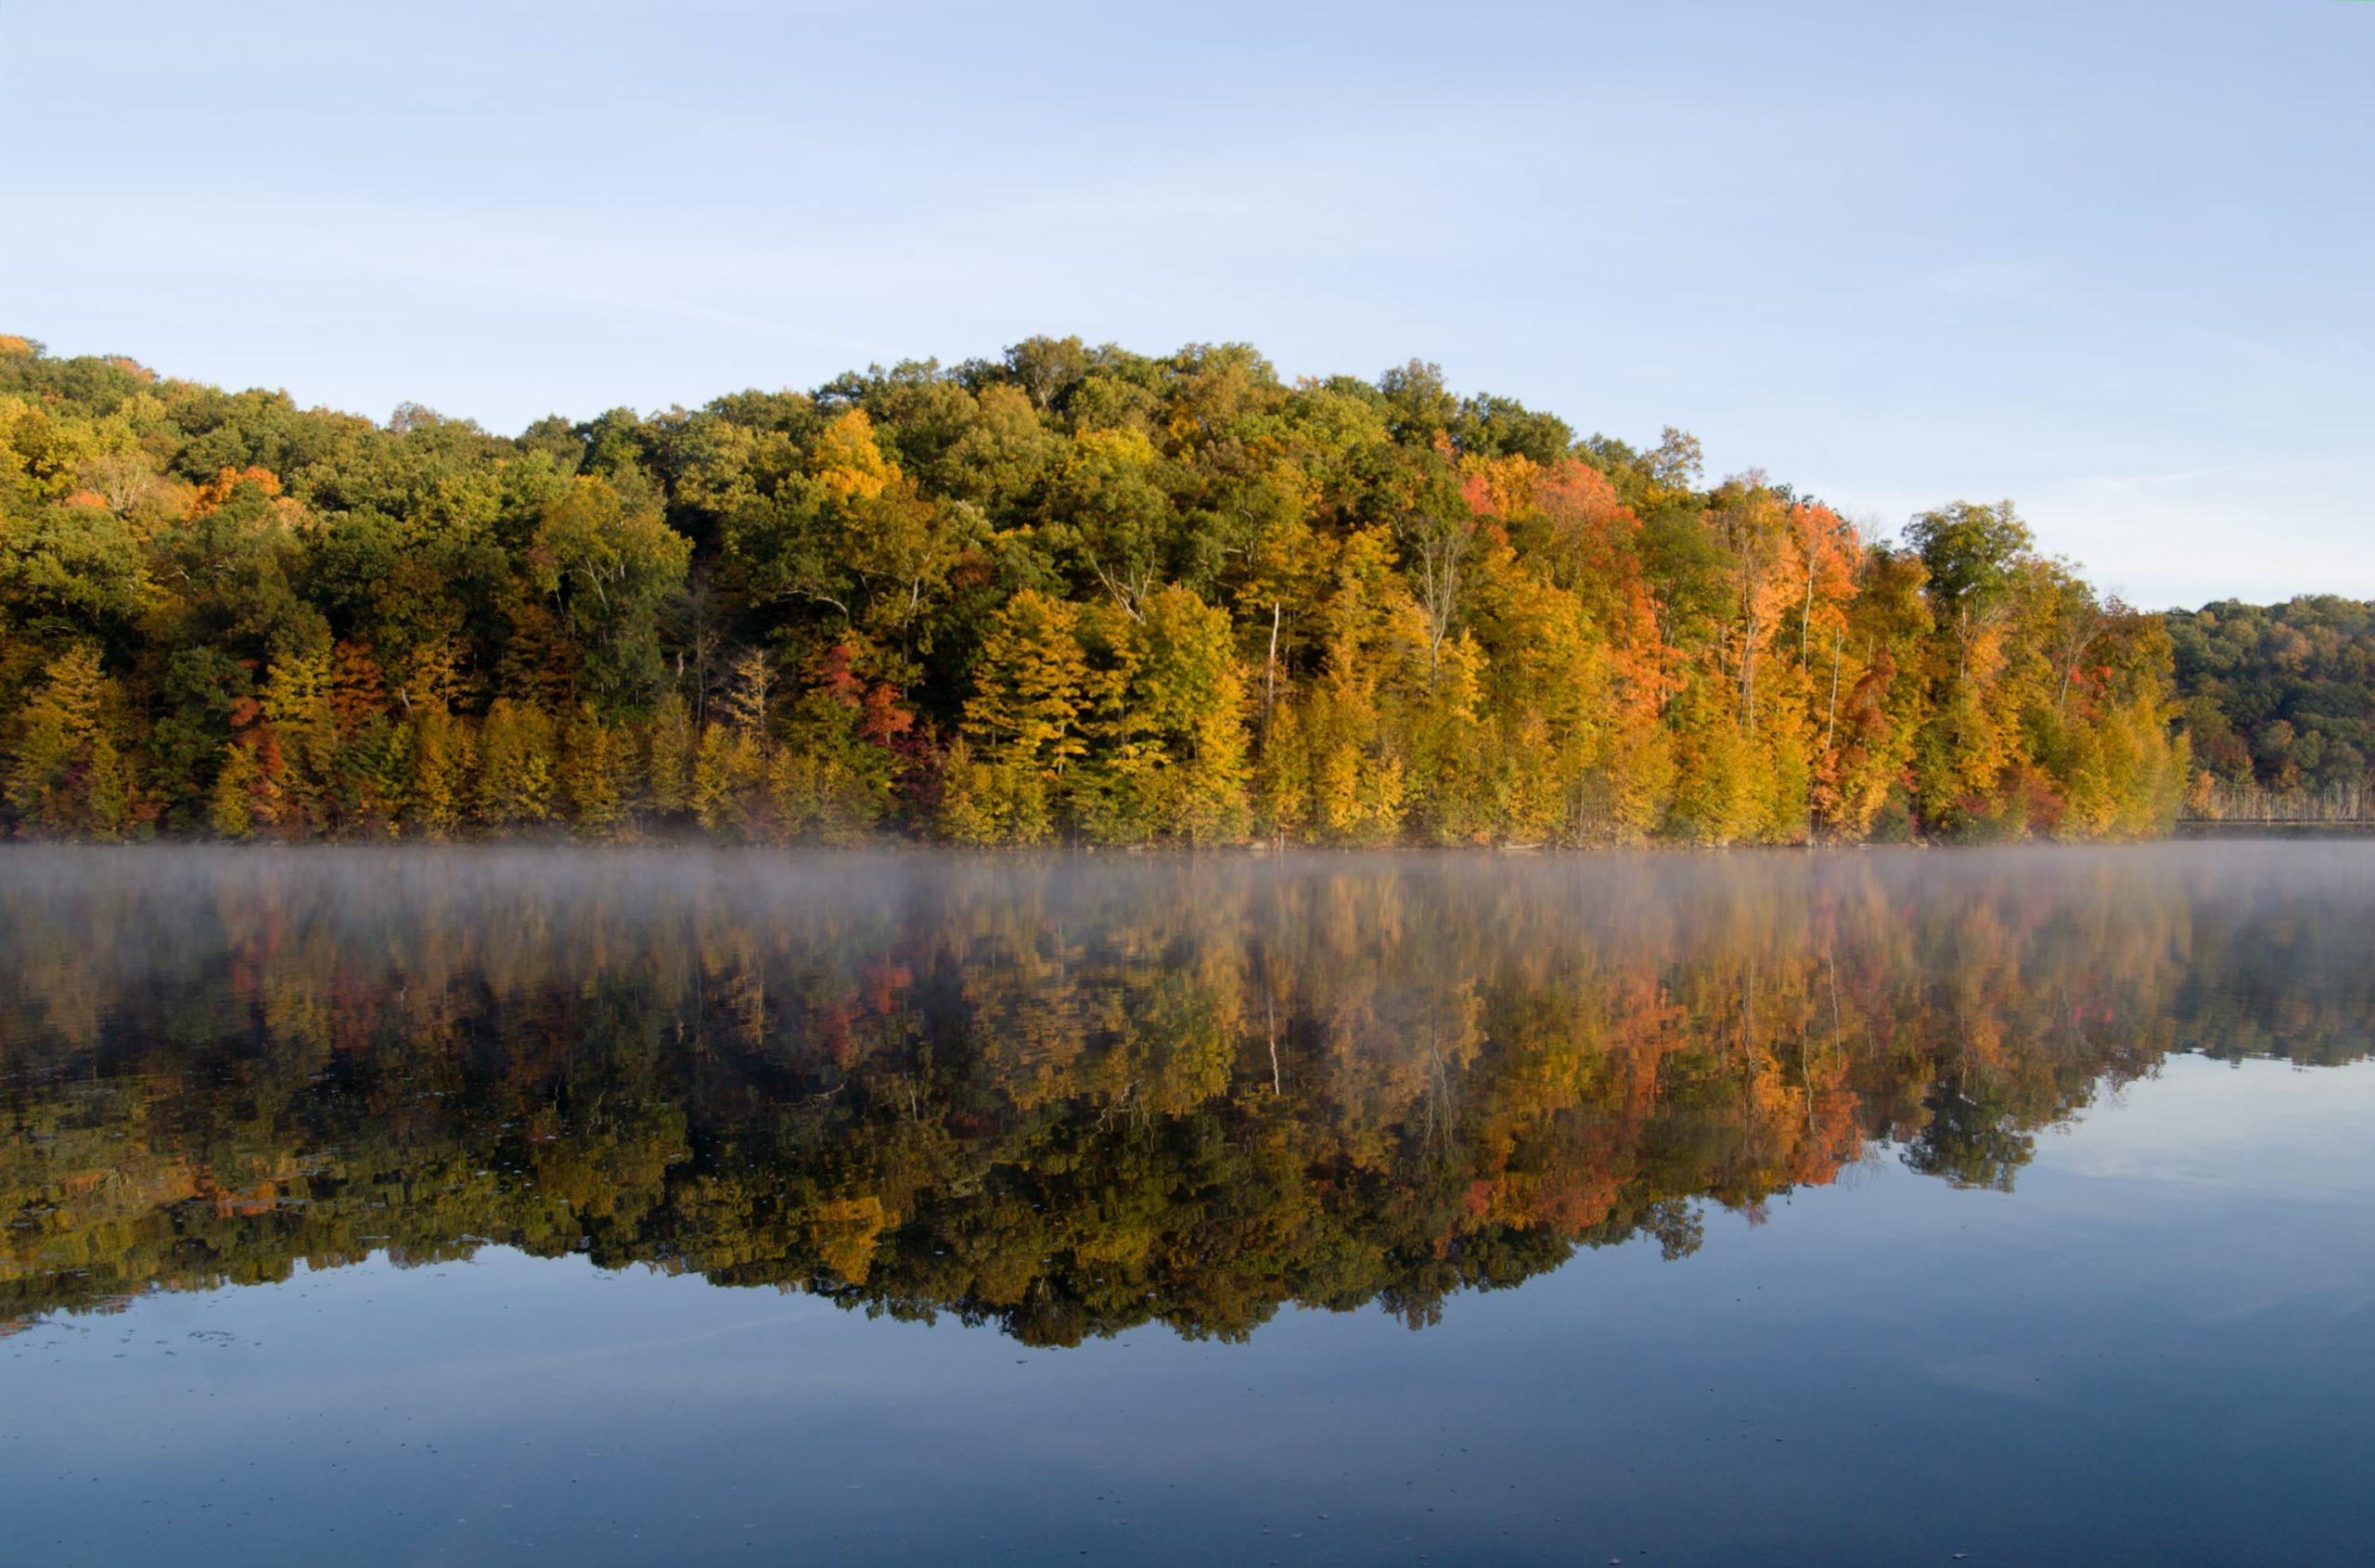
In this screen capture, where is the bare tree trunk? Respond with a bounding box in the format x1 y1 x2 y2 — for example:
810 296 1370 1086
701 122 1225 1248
1262 602 1280 734
1824 630 1843 754
1740 611 1760 739
1800 557 1817 659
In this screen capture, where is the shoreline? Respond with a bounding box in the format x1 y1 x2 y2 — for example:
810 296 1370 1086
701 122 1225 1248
1 830 2363 857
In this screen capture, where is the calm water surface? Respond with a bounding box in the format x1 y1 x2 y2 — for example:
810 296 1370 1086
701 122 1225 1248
2 844 2370 1566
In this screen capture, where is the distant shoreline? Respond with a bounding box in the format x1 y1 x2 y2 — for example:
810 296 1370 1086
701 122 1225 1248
4 831 2369 856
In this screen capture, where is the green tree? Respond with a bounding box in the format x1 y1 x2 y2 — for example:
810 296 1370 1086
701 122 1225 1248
530 476 692 713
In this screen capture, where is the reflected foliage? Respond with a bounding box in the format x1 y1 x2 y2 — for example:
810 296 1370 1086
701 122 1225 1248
2 847 2366 1343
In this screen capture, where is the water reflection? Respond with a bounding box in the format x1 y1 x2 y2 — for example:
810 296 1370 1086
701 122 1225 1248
2 844 2368 1342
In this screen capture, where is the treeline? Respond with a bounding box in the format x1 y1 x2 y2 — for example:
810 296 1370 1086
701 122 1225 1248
8 850 2359 1337
2167 597 2375 816
0 332 2191 845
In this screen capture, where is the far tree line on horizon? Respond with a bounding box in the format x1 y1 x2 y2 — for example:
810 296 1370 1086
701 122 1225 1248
1 331 2362 845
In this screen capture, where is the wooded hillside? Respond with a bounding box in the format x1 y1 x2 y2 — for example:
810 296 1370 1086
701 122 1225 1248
2166 597 2375 820
0 333 2194 844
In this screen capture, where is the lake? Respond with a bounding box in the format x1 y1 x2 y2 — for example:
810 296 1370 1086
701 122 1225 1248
2 844 2370 1565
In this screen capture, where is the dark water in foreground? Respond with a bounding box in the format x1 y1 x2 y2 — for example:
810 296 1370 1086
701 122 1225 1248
1 844 2370 1566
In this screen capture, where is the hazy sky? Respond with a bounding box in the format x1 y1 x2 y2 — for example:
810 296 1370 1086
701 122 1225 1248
5 0 2368 608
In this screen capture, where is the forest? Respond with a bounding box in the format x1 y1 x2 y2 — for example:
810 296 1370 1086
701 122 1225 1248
0 331 2221 845
5 853 2362 1340
2165 596 2375 818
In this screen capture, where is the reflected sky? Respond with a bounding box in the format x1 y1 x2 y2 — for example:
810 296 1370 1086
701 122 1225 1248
2 845 2372 1565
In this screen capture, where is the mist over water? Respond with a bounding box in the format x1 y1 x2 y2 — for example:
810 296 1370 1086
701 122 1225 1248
3 843 2372 1565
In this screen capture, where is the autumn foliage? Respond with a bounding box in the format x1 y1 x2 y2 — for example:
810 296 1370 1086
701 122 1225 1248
0 336 2196 844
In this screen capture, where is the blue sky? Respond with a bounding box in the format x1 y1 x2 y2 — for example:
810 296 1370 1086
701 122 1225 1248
4 0 2368 609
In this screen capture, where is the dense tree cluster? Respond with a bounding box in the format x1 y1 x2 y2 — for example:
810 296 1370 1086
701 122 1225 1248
4 849 2360 1338
0 332 2194 845
2167 597 2375 815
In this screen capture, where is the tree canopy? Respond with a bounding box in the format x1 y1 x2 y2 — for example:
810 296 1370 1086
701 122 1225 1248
0 333 2209 844
2166 597 2375 816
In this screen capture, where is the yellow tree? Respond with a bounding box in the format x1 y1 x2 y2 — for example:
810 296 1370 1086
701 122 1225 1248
475 699 558 830
405 704 475 840
693 649 775 841
1073 584 1252 844
946 590 1091 843
5 644 135 838
1265 529 1427 843
559 704 630 836
643 690 696 820
259 647 338 833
